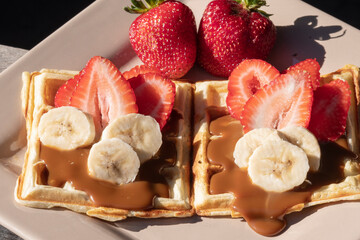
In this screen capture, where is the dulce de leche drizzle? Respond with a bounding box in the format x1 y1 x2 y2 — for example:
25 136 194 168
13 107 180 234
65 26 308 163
39 109 183 210
40 145 169 210
206 108 358 236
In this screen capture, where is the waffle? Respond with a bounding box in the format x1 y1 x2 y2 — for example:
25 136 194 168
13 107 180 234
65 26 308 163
16 69 193 221
192 64 360 218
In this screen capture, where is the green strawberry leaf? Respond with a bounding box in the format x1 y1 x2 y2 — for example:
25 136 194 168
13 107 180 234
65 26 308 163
125 0 166 14
236 0 272 18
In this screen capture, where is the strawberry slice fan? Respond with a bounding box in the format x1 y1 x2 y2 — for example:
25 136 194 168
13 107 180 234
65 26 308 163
227 58 351 142
55 56 138 134
240 70 314 133
226 59 280 120
55 56 175 135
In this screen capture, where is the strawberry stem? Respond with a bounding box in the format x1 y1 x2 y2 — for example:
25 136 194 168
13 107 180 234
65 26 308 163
125 0 166 14
236 0 272 18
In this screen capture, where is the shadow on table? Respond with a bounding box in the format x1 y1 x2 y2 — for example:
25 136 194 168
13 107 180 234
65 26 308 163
268 15 346 71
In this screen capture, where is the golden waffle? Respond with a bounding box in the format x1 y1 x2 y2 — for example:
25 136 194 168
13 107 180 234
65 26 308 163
16 69 193 221
192 64 360 219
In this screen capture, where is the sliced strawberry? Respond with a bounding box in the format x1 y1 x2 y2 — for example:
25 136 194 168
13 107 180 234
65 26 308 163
96 59 138 127
226 59 280 120
70 56 138 132
241 70 313 133
308 79 351 141
54 74 80 107
122 65 158 80
70 61 102 132
128 73 175 129
283 59 320 90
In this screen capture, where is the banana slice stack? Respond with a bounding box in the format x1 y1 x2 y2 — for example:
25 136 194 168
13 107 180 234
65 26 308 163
38 107 162 185
233 126 321 192
89 113 162 184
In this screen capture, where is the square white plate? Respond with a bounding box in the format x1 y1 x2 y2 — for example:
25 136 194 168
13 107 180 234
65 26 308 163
1 0 360 239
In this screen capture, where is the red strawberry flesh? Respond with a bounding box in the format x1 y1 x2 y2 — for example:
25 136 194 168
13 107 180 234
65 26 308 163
283 59 321 90
241 70 313 133
54 74 80 107
128 72 175 129
308 79 351 141
122 65 158 80
226 59 280 120
95 60 139 127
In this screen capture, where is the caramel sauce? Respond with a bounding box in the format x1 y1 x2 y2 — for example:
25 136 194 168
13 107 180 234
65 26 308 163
162 109 183 137
34 163 49 185
206 108 358 236
39 108 183 210
137 139 177 183
41 145 169 210
306 141 357 189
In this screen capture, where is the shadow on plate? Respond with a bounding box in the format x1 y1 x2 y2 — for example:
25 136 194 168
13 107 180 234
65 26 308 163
282 203 320 233
110 41 138 70
169 15 347 82
0 122 27 176
283 200 353 233
183 63 225 82
82 213 141 240
268 15 346 71
113 215 202 232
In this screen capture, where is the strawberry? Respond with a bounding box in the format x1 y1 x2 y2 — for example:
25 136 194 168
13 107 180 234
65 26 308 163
307 80 351 141
126 0 197 79
241 70 313 133
122 65 158 80
70 63 102 132
54 74 80 107
127 72 175 129
197 0 276 77
226 59 280 120
283 59 320 90
55 56 138 132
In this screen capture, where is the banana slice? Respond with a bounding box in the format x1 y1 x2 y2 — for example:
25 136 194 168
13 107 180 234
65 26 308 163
38 106 95 151
101 113 162 163
233 128 282 168
87 138 140 185
279 126 321 172
248 140 309 192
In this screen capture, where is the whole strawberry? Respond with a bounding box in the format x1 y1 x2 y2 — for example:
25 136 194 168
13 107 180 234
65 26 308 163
126 0 197 79
197 0 276 77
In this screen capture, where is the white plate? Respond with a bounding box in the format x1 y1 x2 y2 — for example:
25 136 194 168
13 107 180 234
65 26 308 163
1 0 360 239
